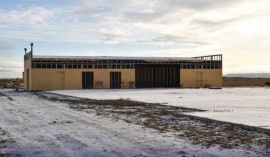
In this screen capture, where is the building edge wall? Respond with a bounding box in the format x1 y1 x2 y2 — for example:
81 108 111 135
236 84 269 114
180 69 223 88
24 59 32 90
31 69 135 90
29 68 222 90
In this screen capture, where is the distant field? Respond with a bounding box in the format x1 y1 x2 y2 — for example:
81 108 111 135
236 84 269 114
223 77 270 87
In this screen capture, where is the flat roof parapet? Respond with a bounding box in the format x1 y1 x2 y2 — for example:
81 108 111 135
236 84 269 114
32 55 200 61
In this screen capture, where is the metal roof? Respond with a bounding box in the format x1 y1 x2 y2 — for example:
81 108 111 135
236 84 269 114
33 55 199 61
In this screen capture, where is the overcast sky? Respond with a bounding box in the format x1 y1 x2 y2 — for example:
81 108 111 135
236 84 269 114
1 0 270 78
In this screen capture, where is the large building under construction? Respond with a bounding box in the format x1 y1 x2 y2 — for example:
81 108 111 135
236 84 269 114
23 44 223 90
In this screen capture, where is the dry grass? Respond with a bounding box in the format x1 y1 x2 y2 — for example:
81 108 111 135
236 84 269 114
0 92 14 101
7 97 13 101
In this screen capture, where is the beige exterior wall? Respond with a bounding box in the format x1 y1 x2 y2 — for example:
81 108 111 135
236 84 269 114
25 59 222 90
30 69 135 90
180 69 223 88
24 59 32 90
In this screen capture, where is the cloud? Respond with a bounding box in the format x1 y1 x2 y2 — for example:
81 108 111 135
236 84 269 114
1 0 270 77
0 41 15 57
0 40 23 78
0 0 269 48
151 0 240 10
227 65 270 74
0 69 22 78
0 43 13 53
0 7 54 25
0 68 16 73
0 59 23 78
0 0 261 45
133 35 208 45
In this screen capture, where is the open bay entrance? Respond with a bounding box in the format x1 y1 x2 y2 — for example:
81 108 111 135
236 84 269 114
82 72 94 89
135 65 180 88
110 72 121 88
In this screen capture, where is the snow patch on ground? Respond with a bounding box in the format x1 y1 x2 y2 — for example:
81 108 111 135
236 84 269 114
50 88 270 129
2 90 264 156
1 89 270 156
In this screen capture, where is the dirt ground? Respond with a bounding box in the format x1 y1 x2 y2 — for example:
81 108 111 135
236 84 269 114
38 92 270 156
223 77 270 87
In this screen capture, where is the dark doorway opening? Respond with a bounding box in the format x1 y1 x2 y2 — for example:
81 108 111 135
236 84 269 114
110 72 121 88
135 65 180 88
82 72 94 89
